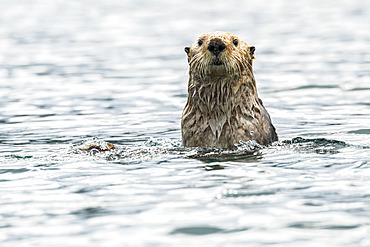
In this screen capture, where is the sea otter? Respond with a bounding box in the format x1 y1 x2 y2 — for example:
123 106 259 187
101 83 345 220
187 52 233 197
181 31 278 149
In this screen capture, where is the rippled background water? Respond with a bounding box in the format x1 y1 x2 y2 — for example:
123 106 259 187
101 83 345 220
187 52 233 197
1 0 370 246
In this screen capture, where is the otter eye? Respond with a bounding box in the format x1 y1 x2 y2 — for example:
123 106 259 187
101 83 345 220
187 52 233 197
198 39 203 46
233 39 238 46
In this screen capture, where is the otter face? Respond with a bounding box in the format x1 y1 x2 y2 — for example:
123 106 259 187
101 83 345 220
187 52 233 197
185 31 255 77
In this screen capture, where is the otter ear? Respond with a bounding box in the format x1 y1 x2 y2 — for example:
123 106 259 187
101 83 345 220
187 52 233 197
249 46 256 59
184 47 190 54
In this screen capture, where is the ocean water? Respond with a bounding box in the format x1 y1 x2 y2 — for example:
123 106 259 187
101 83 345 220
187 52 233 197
0 0 369 246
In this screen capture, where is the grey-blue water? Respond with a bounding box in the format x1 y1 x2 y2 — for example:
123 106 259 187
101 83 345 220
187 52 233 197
1 0 369 246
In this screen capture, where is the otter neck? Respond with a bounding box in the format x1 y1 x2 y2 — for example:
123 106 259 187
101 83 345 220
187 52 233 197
186 72 258 115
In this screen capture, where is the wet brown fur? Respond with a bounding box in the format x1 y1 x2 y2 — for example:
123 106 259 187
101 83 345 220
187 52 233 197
78 143 116 152
181 31 278 149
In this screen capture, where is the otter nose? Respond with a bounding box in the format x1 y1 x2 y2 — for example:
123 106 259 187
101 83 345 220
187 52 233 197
207 38 226 56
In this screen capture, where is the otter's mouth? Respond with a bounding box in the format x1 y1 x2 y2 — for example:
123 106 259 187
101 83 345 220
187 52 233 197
213 59 223 66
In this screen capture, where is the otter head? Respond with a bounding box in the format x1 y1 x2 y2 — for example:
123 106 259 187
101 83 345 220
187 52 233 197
185 31 255 78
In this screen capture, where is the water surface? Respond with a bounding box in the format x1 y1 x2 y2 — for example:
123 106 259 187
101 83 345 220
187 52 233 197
1 0 370 246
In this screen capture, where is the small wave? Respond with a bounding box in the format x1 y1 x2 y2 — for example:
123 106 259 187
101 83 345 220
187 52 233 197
70 137 183 162
348 129 370 135
68 136 349 163
280 137 348 154
186 140 262 162
70 137 262 162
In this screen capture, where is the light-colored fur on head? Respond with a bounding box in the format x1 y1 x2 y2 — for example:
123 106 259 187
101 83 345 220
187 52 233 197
186 31 255 79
